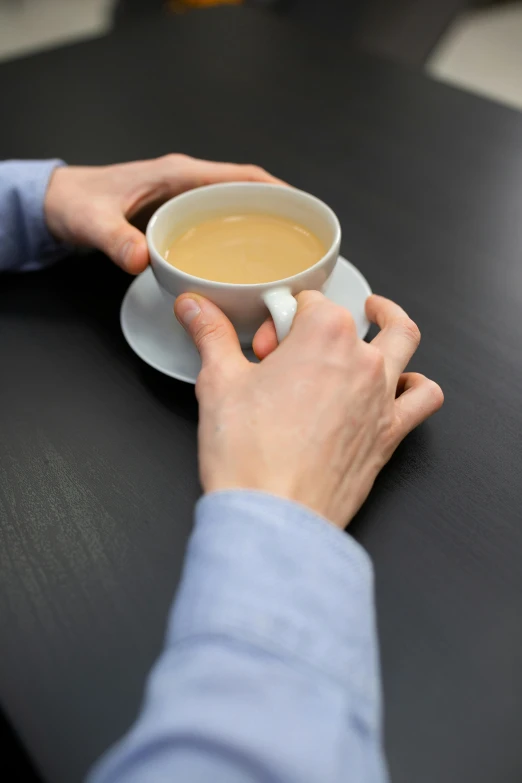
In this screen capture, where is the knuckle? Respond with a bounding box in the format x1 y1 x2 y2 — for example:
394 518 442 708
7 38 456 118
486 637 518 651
427 379 444 409
321 305 355 340
295 290 326 310
161 152 190 168
194 319 228 349
400 317 421 346
106 224 127 257
244 164 266 178
364 344 386 376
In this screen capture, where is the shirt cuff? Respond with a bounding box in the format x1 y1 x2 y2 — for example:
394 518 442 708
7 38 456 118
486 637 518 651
169 490 379 705
3 159 68 271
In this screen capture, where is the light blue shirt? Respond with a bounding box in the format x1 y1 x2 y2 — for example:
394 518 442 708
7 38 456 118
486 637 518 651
1 160 388 783
0 159 68 272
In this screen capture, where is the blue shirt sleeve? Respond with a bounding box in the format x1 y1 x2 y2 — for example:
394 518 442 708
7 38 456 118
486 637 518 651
0 159 68 272
88 491 388 783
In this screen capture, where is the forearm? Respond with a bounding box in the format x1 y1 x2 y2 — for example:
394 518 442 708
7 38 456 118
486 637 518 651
88 492 388 783
0 160 67 272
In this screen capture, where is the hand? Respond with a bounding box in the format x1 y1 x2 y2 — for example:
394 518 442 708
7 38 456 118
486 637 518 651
174 292 443 529
44 155 283 274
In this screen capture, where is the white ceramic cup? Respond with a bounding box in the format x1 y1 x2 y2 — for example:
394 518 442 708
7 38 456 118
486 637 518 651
146 182 341 345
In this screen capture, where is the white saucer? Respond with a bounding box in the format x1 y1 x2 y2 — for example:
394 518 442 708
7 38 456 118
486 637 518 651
120 257 372 384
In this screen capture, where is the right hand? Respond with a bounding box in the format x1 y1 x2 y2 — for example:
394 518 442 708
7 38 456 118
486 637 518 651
175 291 443 529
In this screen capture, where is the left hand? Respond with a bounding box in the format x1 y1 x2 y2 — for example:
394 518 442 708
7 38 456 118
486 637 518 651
44 154 283 274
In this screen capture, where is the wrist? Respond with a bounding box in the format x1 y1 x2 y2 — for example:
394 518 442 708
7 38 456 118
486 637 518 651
43 166 70 242
203 479 353 530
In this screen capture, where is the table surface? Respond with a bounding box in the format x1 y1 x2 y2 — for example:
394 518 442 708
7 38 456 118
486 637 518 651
1 7 522 783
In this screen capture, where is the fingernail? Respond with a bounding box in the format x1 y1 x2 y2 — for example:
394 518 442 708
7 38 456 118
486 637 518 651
176 297 201 328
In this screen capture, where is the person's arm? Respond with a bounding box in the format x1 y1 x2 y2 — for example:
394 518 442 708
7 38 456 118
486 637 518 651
89 491 386 783
89 292 443 782
0 155 282 274
0 160 67 272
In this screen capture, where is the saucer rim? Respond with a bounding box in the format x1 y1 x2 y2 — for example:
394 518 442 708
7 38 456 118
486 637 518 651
120 255 372 384
120 282 197 384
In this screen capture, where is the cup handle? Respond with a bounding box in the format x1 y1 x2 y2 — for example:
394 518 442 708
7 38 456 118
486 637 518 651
262 287 298 343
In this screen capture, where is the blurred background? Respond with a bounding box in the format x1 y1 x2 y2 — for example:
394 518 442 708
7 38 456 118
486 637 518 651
0 0 521 110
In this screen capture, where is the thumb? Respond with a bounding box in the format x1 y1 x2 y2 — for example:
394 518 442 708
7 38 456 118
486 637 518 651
175 294 248 378
94 212 149 274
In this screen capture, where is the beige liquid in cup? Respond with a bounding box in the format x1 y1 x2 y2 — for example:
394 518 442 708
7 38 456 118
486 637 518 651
164 213 326 284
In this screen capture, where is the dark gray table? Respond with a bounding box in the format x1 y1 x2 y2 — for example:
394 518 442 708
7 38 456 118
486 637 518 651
1 7 522 783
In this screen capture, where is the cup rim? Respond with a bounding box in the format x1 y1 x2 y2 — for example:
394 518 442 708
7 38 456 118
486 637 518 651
146 182 341 290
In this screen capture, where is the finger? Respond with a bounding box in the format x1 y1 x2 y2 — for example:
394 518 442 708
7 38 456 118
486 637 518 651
90 210 149 274
254 290 326 359
252 291 327 359
178 157 286 189
393 372 444 439
293 290 356 337
276 290 357 362
252 317 278 360
174 294 248 378
294 289 332 311
366 294 421 380
253 291 356 361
